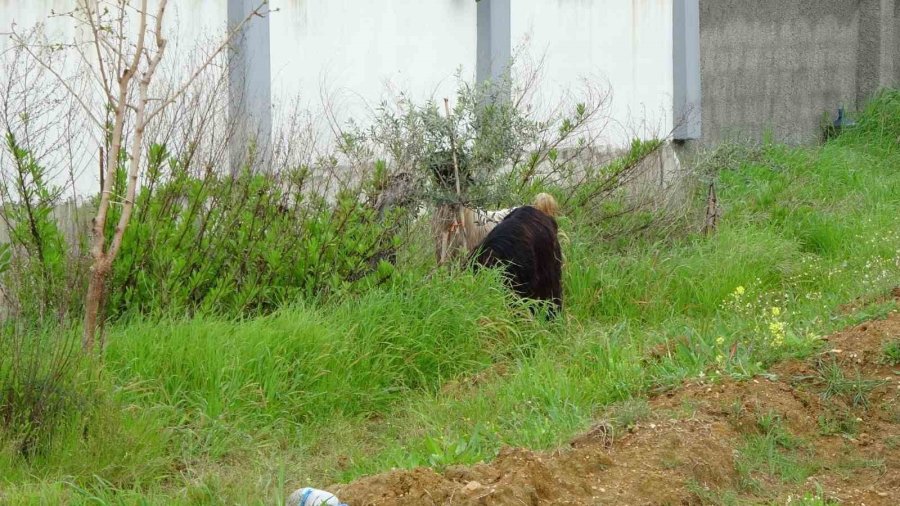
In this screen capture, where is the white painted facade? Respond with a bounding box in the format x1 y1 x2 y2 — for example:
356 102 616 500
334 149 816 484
1 0 675 195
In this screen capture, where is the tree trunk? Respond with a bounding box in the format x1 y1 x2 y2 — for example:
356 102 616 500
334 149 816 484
82 259 109 353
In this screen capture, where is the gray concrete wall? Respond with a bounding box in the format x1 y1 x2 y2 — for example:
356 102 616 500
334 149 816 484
699 0 860 144
895 0 900 83
857 0 896 107
699 0 898 145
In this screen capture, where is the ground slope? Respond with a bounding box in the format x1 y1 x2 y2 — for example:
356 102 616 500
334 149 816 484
333 300 900 505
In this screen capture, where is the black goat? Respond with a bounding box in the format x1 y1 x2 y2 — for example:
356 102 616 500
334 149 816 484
470 206 563 317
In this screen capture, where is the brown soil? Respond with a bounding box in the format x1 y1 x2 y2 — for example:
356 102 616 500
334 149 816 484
838 286 900 314
333 305 900 505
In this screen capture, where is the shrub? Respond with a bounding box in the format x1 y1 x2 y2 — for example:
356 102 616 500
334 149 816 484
343 70 612 212
0 133 85 321
104 145 407 318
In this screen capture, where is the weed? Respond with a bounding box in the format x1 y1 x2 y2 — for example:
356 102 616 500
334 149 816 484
881 339 900 366
423 427 485 471
679 399 699 419
659 454 681 470
0 322 82 457
817 408 860 437
609 398 652 431
786 487 840 505
686 480 741 506
815 359 886 408
755 411 805 450
833 454 885 479
735 412 818 492
726 400 745 420
885 435 900 450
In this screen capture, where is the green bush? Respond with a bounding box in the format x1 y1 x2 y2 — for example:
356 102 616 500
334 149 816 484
97 145 408 319
0 132 82 320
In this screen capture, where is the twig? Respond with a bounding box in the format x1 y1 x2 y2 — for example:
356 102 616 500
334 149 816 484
144 1 269 123
443 98 468 255
701 182 719 236
6 34 104 129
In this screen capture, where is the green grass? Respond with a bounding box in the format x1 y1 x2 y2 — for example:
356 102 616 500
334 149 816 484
832 454 886 480
882 339 900 366
608 397 652 431
3 91 900 504
686 479 742 506
813 359 887 408
735 412 818 492
787 489 841 505
816 407 861 437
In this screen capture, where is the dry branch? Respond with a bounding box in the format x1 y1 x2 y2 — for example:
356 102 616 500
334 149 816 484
701 182 719 236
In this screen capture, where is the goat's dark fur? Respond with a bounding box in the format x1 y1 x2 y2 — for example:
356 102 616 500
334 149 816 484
470 206 563 317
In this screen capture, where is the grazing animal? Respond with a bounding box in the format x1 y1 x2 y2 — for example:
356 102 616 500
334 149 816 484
433 193 560 265
470 205 563 317
432 204 507 265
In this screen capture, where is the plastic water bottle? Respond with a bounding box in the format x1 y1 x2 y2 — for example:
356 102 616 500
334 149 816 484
287 487 346 506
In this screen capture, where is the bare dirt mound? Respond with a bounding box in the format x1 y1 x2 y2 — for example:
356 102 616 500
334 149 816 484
333 306 900 505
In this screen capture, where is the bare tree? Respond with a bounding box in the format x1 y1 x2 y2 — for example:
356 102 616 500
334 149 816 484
10 0 268 353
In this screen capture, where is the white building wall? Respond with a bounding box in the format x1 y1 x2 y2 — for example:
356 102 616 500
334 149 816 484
269 0 476 116
513 0 674 143
2 0 674 194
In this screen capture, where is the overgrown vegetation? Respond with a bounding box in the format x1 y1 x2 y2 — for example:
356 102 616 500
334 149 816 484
107 157 405 317
1 46 899 505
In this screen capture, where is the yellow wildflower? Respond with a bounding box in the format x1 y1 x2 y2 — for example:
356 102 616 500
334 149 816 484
771 307 781 316
735 286 745 296
716 336 725 346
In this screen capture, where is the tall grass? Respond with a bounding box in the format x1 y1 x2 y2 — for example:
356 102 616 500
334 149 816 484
2 91 900 504
105 270 540 427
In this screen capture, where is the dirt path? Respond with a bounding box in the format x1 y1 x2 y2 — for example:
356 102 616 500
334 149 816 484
332 304 900 505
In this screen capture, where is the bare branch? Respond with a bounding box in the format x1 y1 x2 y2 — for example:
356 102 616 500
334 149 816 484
82 0 114 105
7 31 104 129
145 1 268 123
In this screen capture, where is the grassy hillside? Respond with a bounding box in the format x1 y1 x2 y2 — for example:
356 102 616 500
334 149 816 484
2 91 899 504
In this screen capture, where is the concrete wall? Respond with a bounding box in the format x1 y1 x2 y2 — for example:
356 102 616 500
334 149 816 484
5 0 896 186
699 0 861 144
2 0 676 196
857 0 897 107
513 0 674 144
699 0 898 145
897 1 900 83
268 0 477 125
